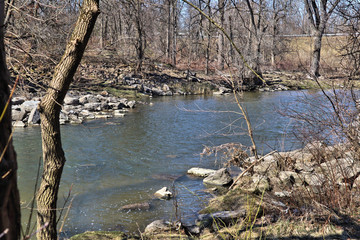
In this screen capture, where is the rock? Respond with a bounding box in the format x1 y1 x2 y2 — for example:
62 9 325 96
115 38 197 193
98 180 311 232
253 157 277 176
151 88 164 96
203 168 233 186
125 100 136 108
79 95 89 105
95 114 112 119
27 107 40 125
12 96 26 105
113 111 125 117
21 100 40 112
213 87 232 95
84 102 101 111
251 174 271 192
60 111 69 124
100 90 109 96
12 109 26 121
121 202 150 211
154 187 173 200
162 84 170 92
294 162 314 172
187 167 216 177
303 172 325 186
353 176 360 188
108 102 125 110
64 95 79 105
274 191 291 197
278 171 302 187
144 219 179 233
12 121 26 128
197 209 247 229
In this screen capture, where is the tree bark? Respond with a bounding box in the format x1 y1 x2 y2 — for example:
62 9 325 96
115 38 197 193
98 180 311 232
217 0 225 70
36 1 99 239
310 29 323 77
171 0 177 66
0 1 20 239
303 0 340 78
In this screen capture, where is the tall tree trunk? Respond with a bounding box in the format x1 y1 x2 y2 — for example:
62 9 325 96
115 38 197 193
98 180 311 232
166 0 171 60
135 0 143 73
217 0 225 70
229 15 234 64
171 0 177 66
0 1 20 239
310 29 323 77
36 1 99 239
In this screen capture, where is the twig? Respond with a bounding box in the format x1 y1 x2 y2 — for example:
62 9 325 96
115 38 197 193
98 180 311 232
0 75 19 123
229 151 277 189
23 222 49 240
0 228 9 239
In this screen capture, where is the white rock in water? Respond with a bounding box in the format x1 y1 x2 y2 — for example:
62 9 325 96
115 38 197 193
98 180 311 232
154 187 173 200
12 121 26 128
187 167 216 177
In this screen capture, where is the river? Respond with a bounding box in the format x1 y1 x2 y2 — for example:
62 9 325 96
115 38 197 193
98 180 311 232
14 90 310 238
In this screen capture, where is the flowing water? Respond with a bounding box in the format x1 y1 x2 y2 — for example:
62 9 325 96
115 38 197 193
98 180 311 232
14 91 311 238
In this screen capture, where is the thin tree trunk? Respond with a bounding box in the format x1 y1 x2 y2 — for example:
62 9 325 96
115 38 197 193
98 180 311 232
166 0 171 60
217 0 224 70
0 1 20 239
36 1 99 239
229 15 234 64
171 0 177 66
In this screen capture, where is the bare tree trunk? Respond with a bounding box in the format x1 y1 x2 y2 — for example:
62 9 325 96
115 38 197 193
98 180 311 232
0 1 20 239
310 29 323 77
36 1 99 239
229 15 234 64
171 0 177 66
217 0 225 70
166 0 171 60
303 0 340 78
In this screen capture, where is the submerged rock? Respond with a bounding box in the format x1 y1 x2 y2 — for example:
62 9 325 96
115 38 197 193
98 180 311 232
120 202 150 211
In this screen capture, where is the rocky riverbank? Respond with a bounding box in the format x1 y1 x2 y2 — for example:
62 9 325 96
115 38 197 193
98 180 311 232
11 91 136 127
69 142 360 239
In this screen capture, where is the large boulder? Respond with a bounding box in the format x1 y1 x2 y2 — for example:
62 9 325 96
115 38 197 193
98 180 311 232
203 168 233 186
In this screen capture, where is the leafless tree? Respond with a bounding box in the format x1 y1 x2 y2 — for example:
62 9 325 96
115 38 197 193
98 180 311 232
36 0 99 239
0 0 20 239
303 0 341 77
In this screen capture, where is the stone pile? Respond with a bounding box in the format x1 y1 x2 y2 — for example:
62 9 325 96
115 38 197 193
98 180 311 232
11 91 136 127
232 143 360 196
